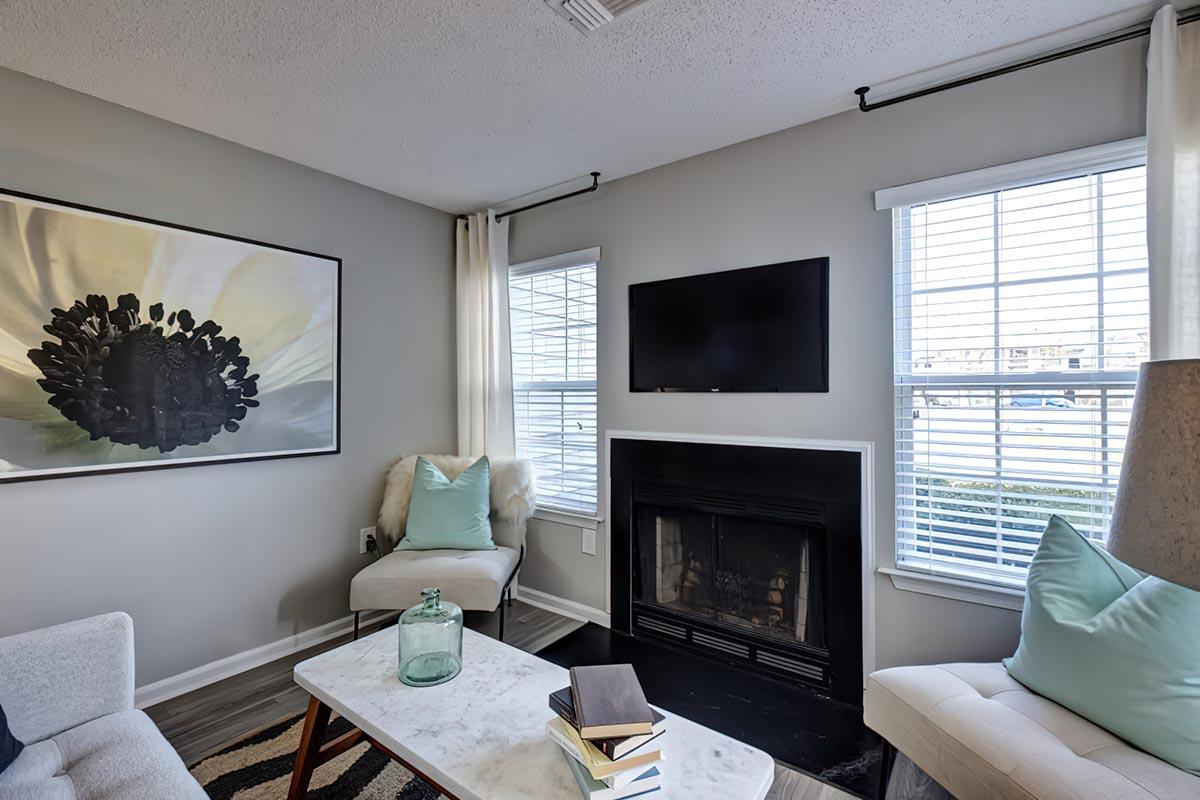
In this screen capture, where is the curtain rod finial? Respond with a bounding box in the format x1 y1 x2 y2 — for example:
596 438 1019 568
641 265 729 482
854 86 871 112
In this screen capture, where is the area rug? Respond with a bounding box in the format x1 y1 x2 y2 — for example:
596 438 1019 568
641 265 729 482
190 712 446 800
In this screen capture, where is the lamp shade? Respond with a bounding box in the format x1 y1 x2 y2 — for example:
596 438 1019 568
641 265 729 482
1108 359 1200 590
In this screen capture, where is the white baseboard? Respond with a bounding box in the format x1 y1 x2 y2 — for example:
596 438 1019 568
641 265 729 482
515 585 610 628
136 590 604 710
134 610 394 709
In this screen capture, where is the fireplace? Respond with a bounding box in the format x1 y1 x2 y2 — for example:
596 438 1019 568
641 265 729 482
635 496 827 649
611 437 863 704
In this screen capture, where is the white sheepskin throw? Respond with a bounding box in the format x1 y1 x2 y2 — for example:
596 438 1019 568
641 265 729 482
377 455 536 549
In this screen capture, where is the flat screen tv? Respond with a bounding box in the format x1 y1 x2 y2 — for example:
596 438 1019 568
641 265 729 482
629 257 828 393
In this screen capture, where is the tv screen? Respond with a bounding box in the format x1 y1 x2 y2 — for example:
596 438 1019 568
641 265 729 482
629 258 828 393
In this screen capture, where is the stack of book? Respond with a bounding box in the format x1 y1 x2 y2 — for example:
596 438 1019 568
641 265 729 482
546 664 666 800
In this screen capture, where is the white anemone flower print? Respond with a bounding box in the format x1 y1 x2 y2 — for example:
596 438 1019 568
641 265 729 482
0 191 339 480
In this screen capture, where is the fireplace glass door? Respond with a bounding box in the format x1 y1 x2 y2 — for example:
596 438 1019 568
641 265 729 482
634 504 827 649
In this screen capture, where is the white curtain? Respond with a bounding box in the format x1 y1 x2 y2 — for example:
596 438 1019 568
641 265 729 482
455 210 515 457
1148 5 1200 359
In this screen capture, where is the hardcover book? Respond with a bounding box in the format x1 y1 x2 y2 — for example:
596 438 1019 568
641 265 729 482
549 686 666 760
561 750 662 800
547 718 662 780
569 664 654 739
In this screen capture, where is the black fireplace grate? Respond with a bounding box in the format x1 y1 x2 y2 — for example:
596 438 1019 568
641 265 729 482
633 603 830 689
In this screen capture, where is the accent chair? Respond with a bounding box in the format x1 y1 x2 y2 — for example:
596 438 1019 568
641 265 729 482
349 454 536 641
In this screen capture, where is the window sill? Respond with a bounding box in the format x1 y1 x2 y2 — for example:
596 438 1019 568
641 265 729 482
531 507 602 529
878 566 1025 611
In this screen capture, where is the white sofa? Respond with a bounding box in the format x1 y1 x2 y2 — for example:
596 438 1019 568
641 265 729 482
0 613 206 800
865 663 1200 800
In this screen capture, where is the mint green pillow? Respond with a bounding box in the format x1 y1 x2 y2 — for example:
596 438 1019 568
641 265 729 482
396 456 495 551
1006 515 1200 774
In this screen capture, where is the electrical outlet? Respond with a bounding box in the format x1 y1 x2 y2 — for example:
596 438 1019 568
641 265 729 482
581 527 597 556
359 526 376 555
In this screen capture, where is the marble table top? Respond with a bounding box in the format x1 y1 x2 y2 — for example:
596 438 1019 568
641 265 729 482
294 626 774 800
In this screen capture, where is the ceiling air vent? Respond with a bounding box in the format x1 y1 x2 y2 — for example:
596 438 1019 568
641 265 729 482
546 0 650 34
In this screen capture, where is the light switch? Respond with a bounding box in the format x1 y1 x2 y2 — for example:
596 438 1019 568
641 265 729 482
581 527 597 556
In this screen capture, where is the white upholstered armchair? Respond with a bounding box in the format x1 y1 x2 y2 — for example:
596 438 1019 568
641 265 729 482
349 455 536 641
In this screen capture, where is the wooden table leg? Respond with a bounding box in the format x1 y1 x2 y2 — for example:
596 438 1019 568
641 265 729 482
288 695 331 800
287 693 457 800
364 735 459 799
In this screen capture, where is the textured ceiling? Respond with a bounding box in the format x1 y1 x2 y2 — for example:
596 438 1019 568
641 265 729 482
0 0 1174 212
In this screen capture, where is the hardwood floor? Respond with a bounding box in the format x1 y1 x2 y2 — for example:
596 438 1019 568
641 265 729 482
148 600 855 799
146 600 582 765
767 766 857 800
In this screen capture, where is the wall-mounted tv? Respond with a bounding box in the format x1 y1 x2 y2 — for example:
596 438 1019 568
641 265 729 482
629 257 828 393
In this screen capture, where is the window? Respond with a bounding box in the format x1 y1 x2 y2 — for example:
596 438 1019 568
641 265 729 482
887 143 1149 589
508 248 599 515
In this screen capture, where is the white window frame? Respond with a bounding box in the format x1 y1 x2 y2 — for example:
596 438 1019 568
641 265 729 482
508 247 601 521
877 138 1148 608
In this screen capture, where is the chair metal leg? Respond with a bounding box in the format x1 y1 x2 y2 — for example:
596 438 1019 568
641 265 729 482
877 739 896 800
495 545 523 643
352 611 361 641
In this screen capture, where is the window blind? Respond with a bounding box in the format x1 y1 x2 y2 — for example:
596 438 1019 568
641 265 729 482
893 162 1149 588
509 258 598 515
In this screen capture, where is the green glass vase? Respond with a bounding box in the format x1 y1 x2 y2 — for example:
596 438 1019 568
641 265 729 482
397 587 463 687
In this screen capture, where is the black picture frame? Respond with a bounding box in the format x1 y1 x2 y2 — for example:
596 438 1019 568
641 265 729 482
0 186 341 484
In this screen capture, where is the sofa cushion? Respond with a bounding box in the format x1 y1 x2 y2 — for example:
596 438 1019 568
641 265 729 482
397 456 496 551
0 613 135 745
865 663 1200 800
0 706 22 777
0 740 72 800
51 710 205 800
350 546 520 612
1006 516 1200 774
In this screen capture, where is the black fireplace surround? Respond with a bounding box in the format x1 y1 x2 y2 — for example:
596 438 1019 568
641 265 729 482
610 438 863 704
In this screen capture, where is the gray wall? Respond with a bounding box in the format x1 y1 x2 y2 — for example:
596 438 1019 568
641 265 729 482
0 68 457 686
509 40 1147 668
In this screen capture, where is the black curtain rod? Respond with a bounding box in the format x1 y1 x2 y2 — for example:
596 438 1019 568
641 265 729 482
457 171 600 223
855 7 1200 112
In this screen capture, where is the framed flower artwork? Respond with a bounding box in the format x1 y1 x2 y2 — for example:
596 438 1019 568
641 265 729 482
0 188 340 482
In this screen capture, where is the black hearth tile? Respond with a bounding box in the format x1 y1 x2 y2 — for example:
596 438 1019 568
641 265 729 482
537 624 883 799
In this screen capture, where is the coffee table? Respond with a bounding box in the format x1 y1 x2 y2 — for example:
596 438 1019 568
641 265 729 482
287 625 774 799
